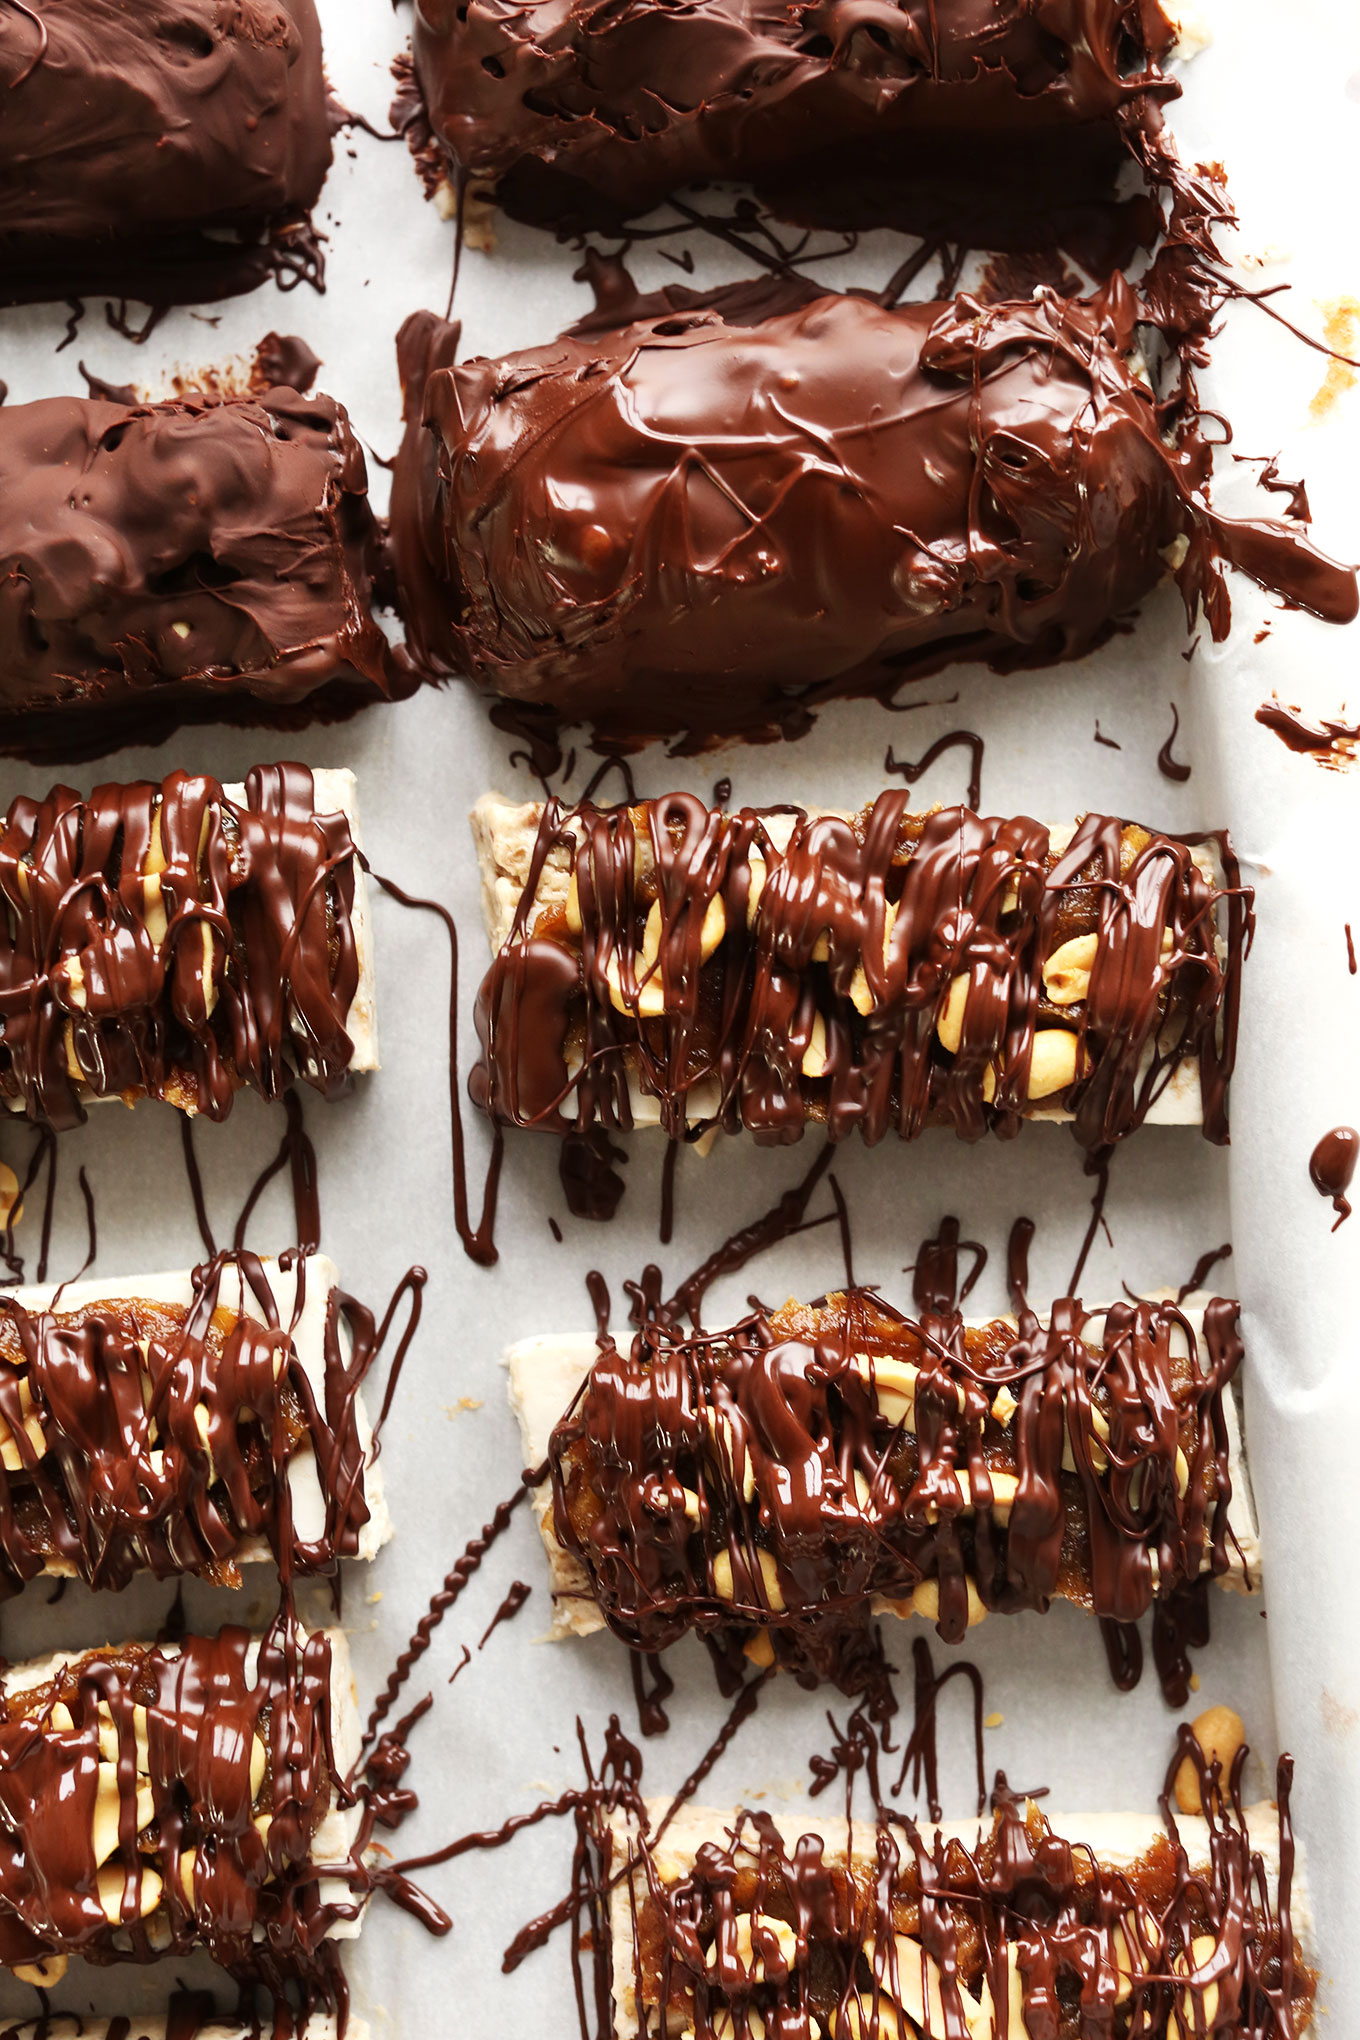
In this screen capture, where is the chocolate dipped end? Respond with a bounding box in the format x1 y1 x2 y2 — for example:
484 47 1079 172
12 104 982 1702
0 0 332 307
407 0 1178 253
471 792 1249 1154
0 388 406 763
401 289 1357 750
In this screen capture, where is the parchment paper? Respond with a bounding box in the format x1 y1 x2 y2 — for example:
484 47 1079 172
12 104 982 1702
0 0 1355 2030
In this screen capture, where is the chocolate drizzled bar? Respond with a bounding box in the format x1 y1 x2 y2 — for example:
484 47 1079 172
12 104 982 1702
472 793 1249 1152
0 0 332 308
0 1624 362 1982
403 0 1181 242
394 291 1356 750
0 1255 390 1597
0 389 404 763
0 2021 358 2040
605 1788 1315 2037
508 1290 1258 1678
0 765 377 1130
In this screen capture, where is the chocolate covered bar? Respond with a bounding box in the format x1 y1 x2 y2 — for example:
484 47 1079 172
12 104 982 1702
605 1784 1315 2037
508 1288 1258 1686
0 765 378 1131
471 792 1248 1153
0 388 403 763
0 1623 363 1981
402 0 1182 245
0 1255 391 1597
0 0 332 308
394 292 1357 750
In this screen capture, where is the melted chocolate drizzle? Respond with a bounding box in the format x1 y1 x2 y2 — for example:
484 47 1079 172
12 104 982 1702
0 765 363 1131
612 1747 1313 2040
0 1249 418 1596
1255 699 1360 765
474 792 1252 1160
548 1284 1245 1703
0 1612 347 1986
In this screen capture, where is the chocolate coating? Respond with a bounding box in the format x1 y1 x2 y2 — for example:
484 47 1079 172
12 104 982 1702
0 388 404 763
0 0 332 307
473 792 1249 1154
0 1255 375 1596
394 290 1358 750
0 764 363 1130
405 0 1178 246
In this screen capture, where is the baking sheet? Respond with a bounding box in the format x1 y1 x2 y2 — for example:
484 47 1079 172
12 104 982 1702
0 0 1356 2028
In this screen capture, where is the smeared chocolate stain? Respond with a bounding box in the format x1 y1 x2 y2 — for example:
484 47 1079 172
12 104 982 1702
75 360 139 404
1093 720 1121 749
562 1126 632 1215
629 1650 675 1738
1157 701 1192 783
1177 1242 1232 1304
478 1579 533 1650
1346 923 1357 975
250 332 322 395
884 730 984 815
1255 698 1359 766
1310 1126 1358 1229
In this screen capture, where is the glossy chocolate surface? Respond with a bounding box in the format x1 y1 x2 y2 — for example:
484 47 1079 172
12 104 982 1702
0 389 403 763
405 0 1179 247
0 764 362 1130
0 0 332 307
395 290 1356 750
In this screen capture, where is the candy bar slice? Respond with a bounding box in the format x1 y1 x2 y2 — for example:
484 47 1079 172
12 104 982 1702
507 1290 1259 1669
0 1624 363 1979
394 292 1355 749
605 1789 1315 2036
0 2018 358 2039
0 0 332 308
0 1254 391 1596
402 0 1180 244
0 765 378 1131
0 389 405 763
472 792 1248 1153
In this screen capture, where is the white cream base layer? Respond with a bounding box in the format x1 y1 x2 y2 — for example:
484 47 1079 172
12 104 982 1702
472 793 1222 1132
0 2023 361 2040
7 1255 392 1571
1 1623 365 1949
504 1293 1261 1643
3 767 380 1117
607 1799 1312 2038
